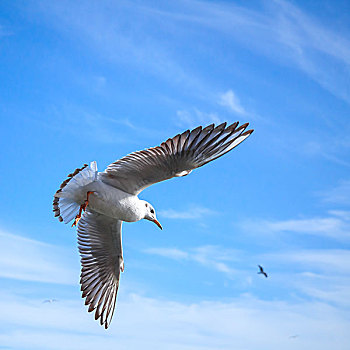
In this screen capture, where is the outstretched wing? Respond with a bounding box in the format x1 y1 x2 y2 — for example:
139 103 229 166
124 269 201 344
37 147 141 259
77 209 123 329
100 122 253 195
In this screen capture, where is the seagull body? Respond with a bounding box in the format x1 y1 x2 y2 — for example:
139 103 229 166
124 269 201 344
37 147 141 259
53 122 253 328
258 265 268 278
78 181 146 223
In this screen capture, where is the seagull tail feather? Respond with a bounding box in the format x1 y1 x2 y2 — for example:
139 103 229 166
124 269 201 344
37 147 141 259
53 161 98 224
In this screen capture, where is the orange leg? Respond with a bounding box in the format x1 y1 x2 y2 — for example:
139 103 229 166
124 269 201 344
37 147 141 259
72 191 94 227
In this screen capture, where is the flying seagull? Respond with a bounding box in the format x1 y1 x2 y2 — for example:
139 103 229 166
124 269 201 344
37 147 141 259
53 121 253 329
257 265 268 278
289 335 299 339
42 299 58 304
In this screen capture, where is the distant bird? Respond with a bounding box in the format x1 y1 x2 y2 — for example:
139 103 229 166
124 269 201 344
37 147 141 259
289 334 299 339
53 121 253 328
257 265 268 278
42 299 58 303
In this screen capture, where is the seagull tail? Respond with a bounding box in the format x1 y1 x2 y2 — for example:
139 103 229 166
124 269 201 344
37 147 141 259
52 161 98 224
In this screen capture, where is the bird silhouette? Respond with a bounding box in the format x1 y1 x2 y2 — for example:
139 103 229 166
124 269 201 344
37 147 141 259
42 299 58 303
257 265 268 278
289 334 299 339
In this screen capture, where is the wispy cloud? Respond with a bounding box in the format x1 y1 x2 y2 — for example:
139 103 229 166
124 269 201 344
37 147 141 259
175 109 222 129
159 205 217 219
302 140 350 168
144 245 239 276
301 284 350 307
268 0 350 103
147 0 350 104
145 247 189 260
318 180 350 205
34 0 209 98
218 90 247 116
0 230 77 285
262 248 350 306
266 249 350 275
203 0 350 103
32 0 350 109
31 103 163 146
241 211 350 240
0 290 349 350
1 228 349 349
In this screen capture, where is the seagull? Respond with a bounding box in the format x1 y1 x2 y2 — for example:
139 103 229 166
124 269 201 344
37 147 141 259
42 299 58 303
289 335 299 339
257 265 268 278
53 121 253 328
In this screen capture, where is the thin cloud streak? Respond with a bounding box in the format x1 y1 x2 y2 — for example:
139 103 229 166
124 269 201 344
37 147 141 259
159 205 217 219
318 180 350 205
0 290 349 350
0 230 77 285
241 211 350 240
145 247 189 260
34 0 210 98
143 0 350 104
144 245 239 276
260 249 350 307
175 109 223 129
266 249 350 275
31 0 350 109
219 90 247 116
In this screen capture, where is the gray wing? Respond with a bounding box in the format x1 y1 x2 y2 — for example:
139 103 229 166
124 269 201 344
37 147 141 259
100 121 253 195
77 209 123 329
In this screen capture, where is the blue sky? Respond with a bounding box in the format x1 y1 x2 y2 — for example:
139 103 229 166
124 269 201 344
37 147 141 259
1 0 350 348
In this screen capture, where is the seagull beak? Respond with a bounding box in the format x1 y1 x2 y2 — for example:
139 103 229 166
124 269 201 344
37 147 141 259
153 218 163 230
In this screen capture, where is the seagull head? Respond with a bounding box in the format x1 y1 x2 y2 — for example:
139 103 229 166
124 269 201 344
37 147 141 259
142 201 162 230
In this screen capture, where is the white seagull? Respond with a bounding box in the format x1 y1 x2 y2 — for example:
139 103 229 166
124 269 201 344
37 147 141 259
53 121 253 328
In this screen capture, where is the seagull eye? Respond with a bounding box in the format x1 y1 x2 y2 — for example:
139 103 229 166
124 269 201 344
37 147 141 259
145 203 148 207
150 209 154 214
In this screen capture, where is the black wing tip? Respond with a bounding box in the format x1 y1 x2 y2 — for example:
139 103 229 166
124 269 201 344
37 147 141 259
190 125 203 133
236 122 249 132
202 123 215 132
189 121 253 134
194 121 252 130
216 121 227 129
244 128 254 135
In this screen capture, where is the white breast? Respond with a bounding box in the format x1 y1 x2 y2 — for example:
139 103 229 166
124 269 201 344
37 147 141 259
86 180 144 222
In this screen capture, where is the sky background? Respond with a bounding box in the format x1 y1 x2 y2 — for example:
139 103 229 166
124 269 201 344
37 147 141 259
1 0 350 349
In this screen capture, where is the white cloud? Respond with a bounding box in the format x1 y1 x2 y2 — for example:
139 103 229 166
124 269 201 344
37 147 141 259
0 230 77 285
175 109 222 129
219 90 247 115
319 180 350 205
257 248 350 307
145 247 189 260
212 0 350 103
152 0 350 104
241 211 350 240
266 249 350 275
301 284 350 307
144 245 239 277
36 103 162 146
34 0 208 98
269 0 350 103
159 205 217 219
0 290 349 350
1 228 349 349
32 0 350 105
